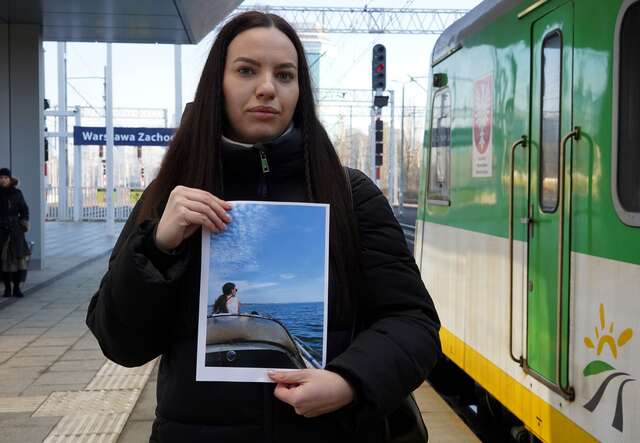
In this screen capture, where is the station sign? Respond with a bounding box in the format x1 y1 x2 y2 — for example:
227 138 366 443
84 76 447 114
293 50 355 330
73 126 175 146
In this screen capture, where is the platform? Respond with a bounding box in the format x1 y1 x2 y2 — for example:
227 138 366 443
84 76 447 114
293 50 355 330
0 221 479 443
0 221 124 310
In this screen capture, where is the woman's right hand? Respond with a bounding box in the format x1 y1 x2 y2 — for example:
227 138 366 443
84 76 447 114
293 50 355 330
155 186 232 251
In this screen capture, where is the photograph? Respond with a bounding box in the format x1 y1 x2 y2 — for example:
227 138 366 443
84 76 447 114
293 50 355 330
196 201 329 382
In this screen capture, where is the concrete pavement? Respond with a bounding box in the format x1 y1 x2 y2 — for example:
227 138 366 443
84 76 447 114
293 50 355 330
0 256 156 442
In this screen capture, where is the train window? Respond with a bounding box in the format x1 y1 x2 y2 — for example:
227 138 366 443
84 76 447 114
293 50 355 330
427 88 451 203
617 2 640 220
539 31 562 213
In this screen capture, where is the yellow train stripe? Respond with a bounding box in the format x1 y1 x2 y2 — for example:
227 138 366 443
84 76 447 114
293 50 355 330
440 327 598 442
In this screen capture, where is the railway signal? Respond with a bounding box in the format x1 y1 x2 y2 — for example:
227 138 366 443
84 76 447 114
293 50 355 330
372 44 386 91
371 44 389 179
375 118 383 166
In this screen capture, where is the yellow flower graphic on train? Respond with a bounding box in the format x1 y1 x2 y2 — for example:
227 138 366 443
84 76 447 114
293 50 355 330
582 303 635 432
583 303 633 363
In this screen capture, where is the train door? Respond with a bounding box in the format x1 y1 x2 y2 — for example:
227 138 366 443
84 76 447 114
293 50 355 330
526 2 575 396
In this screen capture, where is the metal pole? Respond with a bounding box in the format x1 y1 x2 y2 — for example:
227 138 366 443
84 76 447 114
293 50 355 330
388 90 396 203
349 106 355 168
73 106 82 221
174 45 182 127
399 84 406 208
105 43 115 236
412 106 417 152
57 42 68 220
370 105 376 182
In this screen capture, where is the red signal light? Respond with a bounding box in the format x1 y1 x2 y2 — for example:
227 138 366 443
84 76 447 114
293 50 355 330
375 63 385 73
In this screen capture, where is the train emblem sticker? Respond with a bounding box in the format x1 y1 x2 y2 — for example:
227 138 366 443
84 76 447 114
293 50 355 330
472 74 493 178
582 303 634 432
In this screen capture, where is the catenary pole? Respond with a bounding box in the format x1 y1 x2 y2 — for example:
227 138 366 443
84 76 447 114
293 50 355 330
174 45 182 127
399 84 406 208
57 42 68 220
73 106 82 221
349 106 355 168
105 43 114 236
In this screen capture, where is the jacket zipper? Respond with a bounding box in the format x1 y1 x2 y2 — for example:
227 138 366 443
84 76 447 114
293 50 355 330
256 144 270 198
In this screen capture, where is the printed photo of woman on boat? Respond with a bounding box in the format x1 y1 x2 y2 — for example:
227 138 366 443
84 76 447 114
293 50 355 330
197 201 329 382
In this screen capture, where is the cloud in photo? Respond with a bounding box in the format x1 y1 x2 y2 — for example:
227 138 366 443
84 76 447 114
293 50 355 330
208 202 327 305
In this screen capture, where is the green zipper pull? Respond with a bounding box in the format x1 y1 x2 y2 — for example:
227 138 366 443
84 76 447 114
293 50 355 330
259 150 270 174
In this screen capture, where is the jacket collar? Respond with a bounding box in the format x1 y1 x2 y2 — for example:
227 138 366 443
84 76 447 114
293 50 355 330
221 124 294 149
221 126 304 182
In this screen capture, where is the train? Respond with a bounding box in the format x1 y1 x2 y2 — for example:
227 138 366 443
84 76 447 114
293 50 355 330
415 0 639 441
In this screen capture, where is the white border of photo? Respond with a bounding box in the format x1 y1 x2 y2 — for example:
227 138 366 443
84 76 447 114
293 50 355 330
196 201 330 382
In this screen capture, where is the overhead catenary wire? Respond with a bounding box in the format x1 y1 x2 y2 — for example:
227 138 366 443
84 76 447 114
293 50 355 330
331 0 423 86
65 81 102 117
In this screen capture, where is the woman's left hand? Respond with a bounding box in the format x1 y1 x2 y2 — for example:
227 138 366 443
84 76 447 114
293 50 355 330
269 369 355 418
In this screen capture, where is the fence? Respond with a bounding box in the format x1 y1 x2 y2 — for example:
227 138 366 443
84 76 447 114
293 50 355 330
45 186 141 221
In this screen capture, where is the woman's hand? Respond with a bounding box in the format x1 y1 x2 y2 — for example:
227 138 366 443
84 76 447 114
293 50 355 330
269 369 355 418
155 186 232 251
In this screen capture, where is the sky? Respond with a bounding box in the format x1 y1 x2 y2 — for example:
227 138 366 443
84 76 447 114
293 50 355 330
207 202 328 305
42 0 483 130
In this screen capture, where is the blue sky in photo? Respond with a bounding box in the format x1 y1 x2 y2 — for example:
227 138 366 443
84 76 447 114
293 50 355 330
208 202 328 306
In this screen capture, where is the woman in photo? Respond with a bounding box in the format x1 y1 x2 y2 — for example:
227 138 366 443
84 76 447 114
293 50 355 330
212 282 239 314
87 11 440 443
0 168 30 298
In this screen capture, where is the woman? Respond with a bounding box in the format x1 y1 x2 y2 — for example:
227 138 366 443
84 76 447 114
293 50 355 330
0 168 30 298
212 282 239 314
87 11 440 443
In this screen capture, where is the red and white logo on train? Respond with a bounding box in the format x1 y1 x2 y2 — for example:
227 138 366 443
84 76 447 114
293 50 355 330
473 75 493 155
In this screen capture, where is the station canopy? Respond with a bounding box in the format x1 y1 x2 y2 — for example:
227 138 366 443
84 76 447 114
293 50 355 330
0 0 244 44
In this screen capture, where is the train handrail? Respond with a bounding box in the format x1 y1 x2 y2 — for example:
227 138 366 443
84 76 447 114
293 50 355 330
508 135 527 366
555 126 581 401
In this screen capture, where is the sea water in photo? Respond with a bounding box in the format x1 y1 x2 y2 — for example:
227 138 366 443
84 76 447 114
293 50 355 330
238 302 323 359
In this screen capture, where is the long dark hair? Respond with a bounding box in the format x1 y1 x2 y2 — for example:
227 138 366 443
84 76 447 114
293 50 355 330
213 282 235 314
138 11 361 322
213 294 229 314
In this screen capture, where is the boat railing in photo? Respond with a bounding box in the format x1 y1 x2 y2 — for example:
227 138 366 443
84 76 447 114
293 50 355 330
206 314 316 369
292 337 321 368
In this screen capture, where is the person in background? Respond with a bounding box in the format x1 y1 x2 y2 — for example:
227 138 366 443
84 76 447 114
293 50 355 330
87 11 440 443
0 168 30 298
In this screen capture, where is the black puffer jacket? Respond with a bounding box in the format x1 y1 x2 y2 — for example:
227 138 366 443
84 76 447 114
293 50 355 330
86 129 441 443
0 179 30 261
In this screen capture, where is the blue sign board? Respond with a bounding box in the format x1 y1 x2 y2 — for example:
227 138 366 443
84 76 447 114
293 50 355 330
73 126 175 146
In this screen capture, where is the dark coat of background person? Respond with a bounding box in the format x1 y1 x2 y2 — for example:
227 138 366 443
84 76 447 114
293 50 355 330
86 132 441 443
0 178 30 274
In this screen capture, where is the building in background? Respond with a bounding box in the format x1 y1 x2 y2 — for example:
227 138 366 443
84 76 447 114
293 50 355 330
300 32 324 91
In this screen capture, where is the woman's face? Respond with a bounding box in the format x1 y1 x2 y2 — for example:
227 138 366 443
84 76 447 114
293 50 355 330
223 26 299 144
